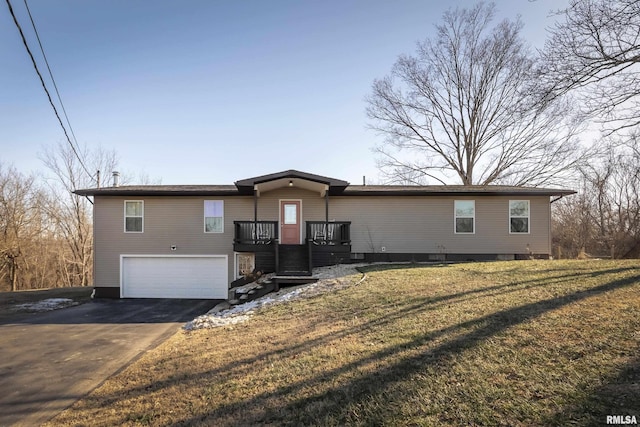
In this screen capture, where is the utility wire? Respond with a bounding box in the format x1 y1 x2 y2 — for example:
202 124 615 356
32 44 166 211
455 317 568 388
5 0 94 182
23 0 80 150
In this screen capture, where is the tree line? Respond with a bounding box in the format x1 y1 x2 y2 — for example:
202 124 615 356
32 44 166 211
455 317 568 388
0 142 118 292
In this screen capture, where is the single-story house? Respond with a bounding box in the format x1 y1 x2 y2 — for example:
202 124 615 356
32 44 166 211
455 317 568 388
75 169 575 299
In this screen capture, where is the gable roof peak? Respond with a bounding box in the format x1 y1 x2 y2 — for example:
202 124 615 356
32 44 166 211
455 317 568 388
235 170 349 188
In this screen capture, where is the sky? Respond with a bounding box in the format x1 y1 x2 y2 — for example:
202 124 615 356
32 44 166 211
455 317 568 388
0 0 567 186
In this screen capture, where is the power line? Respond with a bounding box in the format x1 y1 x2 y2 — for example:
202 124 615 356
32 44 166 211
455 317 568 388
5 0 94 182
23 0 80 149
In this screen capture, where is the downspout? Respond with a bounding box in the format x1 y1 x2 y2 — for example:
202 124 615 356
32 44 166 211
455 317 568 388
550 195 564 204
548 195 565 258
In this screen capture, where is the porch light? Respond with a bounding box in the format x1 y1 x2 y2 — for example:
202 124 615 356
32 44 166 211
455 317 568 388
289 180 293 187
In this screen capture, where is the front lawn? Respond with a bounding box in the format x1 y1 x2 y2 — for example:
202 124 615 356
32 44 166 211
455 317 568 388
47 260 640 426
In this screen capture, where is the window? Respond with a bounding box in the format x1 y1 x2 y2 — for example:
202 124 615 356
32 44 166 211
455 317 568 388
124 201 143 233
204 200 224 233
509 200 530 233
236 253 255 278
454 200 475 234
284 203 297 224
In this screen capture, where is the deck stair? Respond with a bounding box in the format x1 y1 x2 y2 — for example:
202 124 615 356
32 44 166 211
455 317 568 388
228 244 319 305
277 244 311 276
229 278 277 305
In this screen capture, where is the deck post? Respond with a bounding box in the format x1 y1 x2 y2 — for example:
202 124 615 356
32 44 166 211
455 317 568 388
253 188 258 242
325 188 329 242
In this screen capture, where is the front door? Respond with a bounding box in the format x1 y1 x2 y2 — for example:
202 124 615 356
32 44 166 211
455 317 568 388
280 200 301 244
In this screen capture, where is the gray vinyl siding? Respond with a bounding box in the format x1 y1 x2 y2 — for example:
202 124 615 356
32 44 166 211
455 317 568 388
251 190 551 254
94 196 253 290
329 195 551 255
93 190 553 291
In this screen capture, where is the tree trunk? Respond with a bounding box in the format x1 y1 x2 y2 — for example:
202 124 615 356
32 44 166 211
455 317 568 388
10 256 17 292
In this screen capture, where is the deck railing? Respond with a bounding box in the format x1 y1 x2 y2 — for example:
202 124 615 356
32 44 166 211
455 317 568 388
233 221 278 244
306 221 351 245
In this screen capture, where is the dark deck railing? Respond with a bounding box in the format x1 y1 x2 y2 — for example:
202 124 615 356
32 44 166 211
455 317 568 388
306 221 351 245
234 221 278 244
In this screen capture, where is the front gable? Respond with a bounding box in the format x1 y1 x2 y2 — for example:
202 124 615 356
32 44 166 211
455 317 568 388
234 169 350 196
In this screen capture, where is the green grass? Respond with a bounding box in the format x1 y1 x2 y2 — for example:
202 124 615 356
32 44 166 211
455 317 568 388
47 260 640 426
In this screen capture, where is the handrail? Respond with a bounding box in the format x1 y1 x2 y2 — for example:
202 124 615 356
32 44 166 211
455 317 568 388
306 221 351 245
234 221 278 244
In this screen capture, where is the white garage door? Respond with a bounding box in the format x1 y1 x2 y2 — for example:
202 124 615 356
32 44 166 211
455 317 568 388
121 255 228 299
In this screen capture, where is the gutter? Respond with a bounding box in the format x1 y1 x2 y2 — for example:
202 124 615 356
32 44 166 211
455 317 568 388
550 195 564 204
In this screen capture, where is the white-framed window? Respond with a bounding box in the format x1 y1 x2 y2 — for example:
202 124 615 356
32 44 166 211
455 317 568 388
454 200 475 234
124 200 143 233
236 253 255 278
204 200 224 233
284 204 297 224
509 200 530 234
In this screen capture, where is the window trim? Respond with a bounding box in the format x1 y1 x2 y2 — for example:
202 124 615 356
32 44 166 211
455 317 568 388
124 200 144 233
235 252 256 279
204 200 224 233
509 200 530 234
454 200 475 234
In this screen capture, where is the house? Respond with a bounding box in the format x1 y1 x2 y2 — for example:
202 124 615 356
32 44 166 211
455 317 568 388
75 170 575 299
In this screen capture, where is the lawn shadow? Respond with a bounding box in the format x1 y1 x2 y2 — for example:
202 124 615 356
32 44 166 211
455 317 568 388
54 265 640 426
175 268 640 425
84 266 629 411
546 353 640 426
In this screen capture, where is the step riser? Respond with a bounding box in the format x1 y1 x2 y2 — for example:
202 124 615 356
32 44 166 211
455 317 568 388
278 244 309 275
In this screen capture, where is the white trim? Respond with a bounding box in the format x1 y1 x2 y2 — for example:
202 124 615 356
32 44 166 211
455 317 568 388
279 199 303 244
119 254 228 298
124 200 144 233
203 200 224 234
454 200 475 234
509 200 531 234
234 252 255 279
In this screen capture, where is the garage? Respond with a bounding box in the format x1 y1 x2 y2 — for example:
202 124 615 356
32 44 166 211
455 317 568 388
121 255 228 299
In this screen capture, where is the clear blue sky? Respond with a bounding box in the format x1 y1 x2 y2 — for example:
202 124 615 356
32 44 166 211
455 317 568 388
0 0 566 185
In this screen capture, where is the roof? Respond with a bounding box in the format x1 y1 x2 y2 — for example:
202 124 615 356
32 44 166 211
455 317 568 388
75 183 575 198
341 185 576 197
74 170 575 197
235 169 349 188
74 185 238 197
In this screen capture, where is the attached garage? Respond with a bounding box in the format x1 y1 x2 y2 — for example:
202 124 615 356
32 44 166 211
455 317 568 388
121 255 228 299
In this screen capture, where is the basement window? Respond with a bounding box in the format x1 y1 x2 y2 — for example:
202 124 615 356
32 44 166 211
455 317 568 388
236 253 255 278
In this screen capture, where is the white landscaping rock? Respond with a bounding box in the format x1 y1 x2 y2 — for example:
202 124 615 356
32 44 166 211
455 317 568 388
183 264 365 331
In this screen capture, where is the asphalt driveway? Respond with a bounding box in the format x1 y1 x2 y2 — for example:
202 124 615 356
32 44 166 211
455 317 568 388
0 298 219 427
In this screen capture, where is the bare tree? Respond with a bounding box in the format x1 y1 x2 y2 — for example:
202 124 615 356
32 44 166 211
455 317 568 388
553 138 640 258
367 2 584 186
40 141 118 286
0 164 45 291
541 0 640 134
